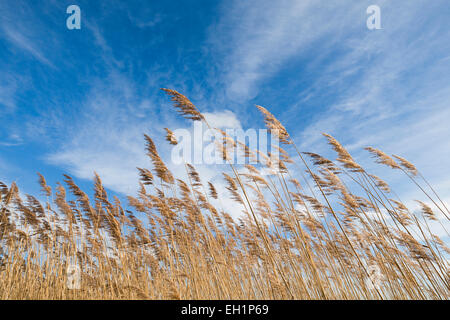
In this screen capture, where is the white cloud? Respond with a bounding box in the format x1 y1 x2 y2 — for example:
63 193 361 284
203 110 242 129
48 142 146 195
209 0 368 101
46 73 157 195
1 24 55 68
0 133 23 147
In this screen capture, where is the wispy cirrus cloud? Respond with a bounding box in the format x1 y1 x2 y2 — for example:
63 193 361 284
127 12 164 29
1 24 55 68
208 0 367 101
0 133 23 147
46 71 157 195
0 79 18 111
286 1 450 191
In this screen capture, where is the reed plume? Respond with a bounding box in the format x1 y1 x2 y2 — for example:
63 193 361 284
0 89 448 300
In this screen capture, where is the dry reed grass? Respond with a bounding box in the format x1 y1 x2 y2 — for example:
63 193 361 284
0 89 449 300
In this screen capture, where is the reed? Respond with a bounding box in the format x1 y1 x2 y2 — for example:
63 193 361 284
0 89 448 300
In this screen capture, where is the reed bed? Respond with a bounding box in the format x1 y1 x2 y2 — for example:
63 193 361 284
0 89 449 300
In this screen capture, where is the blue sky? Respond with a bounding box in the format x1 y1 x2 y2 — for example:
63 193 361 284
1 0 449 235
